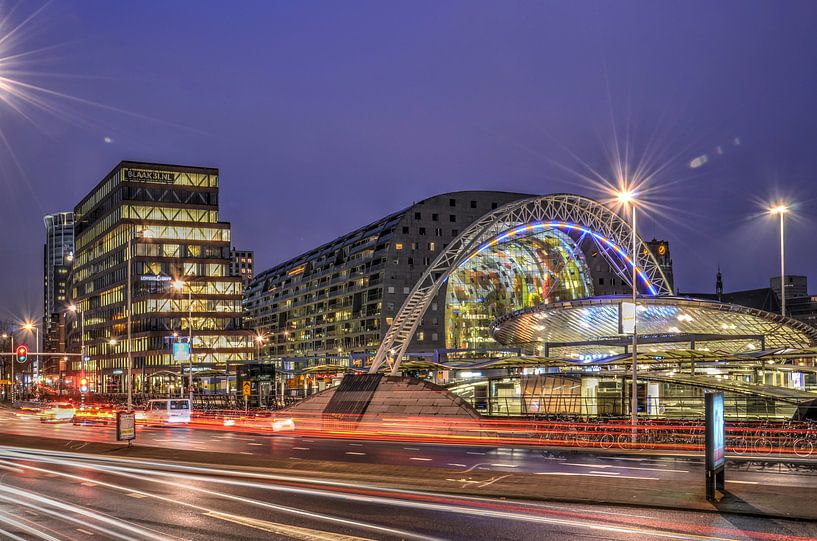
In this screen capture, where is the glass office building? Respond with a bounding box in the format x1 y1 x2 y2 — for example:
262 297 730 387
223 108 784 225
43 211 75 354
69 161 252 393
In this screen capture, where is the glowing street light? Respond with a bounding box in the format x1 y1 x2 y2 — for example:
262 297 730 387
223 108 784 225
21 322 39 383
616 190 636 205
769 204 789 317
615 188 639 427
254 334 266 360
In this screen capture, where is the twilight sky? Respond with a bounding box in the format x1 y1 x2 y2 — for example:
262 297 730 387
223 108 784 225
1 0 816 321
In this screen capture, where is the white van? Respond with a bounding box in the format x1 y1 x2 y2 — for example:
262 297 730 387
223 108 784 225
143 399 191 425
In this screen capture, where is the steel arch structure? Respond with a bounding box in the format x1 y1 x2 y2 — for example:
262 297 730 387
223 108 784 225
368 193 674 374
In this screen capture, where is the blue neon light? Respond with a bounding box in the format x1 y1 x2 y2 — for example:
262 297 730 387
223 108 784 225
464 221 659 295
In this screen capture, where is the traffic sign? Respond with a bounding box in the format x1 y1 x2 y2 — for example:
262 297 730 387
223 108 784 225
242 381 251 397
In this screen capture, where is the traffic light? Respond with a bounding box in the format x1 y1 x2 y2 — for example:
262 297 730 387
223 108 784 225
79 377 88 393
15 345 27 363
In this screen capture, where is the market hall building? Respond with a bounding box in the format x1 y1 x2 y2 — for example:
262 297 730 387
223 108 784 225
68 161 252 394
265 192 817 419
244 191 674 370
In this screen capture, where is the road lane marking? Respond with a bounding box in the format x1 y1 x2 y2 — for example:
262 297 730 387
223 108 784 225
348 443 364 447
403 447 420 450
410 457 432 462
478 474 511 488
126 492 148 498
489 464 518 468
589 471 620 475
80 482 97 487
535 472 659 480
248 443 263 446
727 480 759 485
467 451 486 455
292 447 310 450
205 511 373 540
239 452 253 455
345 452 366 456
75 528 94 536
448 463 467 467
563 463 687 473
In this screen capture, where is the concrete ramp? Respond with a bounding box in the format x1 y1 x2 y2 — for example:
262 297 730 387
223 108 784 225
286 375 480 420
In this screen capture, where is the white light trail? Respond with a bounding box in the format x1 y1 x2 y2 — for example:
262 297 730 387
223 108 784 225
0 447 748 541
0 448 439 541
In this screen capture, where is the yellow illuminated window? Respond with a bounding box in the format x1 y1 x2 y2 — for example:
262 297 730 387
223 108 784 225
395 243 403 250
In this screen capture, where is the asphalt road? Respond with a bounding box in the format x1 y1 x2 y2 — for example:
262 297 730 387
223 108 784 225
0 445 815 541
2 407 817 491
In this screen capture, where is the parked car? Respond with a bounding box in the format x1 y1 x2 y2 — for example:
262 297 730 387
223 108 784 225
140 399 192 425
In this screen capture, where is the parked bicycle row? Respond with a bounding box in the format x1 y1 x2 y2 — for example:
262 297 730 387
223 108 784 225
496 417 817 457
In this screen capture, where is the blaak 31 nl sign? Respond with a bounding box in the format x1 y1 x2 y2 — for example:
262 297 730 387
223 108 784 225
124 169 177 183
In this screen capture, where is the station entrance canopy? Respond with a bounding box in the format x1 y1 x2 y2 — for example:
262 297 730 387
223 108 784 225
491 296 817 360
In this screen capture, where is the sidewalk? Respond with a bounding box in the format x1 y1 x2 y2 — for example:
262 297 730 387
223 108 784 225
0 431 813 521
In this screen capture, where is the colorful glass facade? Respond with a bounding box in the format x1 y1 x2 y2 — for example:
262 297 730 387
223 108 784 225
446 227 593 349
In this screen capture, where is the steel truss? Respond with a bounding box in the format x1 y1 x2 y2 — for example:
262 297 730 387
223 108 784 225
369 194 674 374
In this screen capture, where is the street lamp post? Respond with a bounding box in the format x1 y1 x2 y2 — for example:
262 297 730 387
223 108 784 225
127 234 133 412
769 205 788 317
617 190 639 427
255 333 265 360
174 280 194 404
2 333 12 402
126 228 153 413
22 322 38 399
67 304 85 395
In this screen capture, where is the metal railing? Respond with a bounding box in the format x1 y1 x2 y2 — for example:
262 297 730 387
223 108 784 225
463 394 798 420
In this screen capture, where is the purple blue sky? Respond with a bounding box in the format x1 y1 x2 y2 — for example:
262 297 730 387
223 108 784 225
1 1 816 321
